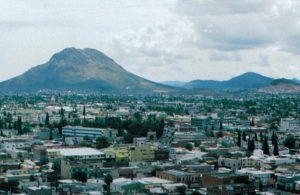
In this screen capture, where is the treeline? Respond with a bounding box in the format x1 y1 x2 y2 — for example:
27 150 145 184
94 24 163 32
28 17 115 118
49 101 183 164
0 112 31 135
53 112 164 143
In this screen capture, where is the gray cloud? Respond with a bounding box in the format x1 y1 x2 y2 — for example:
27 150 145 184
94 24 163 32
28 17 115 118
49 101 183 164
210 51 242 62
2 0 300 82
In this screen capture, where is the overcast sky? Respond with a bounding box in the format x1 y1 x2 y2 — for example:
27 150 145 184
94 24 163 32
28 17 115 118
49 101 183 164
1 0 300 82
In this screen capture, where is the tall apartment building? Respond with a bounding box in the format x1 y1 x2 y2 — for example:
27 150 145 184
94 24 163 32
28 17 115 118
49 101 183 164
62 126 117 139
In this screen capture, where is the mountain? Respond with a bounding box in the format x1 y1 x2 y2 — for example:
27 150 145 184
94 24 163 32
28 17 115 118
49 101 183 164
258 79 300 93
184 72 274 91
161 81 186 87
0 47 174 93
292 78 300 84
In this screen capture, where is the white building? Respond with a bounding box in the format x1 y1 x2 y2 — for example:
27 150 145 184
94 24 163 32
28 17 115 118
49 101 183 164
62 126 117 140
279 118 300 132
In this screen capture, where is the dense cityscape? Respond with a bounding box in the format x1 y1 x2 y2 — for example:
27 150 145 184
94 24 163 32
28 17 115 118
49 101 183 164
0 92 299 194
3 1 300 194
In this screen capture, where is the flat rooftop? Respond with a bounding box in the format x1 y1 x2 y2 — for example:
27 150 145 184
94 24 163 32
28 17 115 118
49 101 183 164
164 169 191 176
47 147 104 157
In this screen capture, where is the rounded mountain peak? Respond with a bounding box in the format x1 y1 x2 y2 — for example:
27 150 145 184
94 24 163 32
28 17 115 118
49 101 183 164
49 47 89 66
48 47 114 67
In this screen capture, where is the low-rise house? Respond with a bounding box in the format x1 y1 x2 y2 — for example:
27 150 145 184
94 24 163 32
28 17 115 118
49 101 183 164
202 173 250 187
129 145 156 162
218 157 241 170
183 163 212 175
236 168 274 189
207 183 256 195
275 173 300 192
0 159 21 173
157 169 201 187
47 147 105 178
27 185 52 195
111 177 144 193
104 148 129 162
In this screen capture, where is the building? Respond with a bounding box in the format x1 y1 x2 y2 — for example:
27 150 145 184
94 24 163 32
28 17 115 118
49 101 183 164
129 145 155 162
62 126 117 140
61 158 90 179
202 174 250 186
279 118 300 132
27 185 52 195
32 145 48 164
133 137 147 146
218 157 241 170
157 169 195 184
184 163 211 175
104 148 129 162
276 173 300 191
175 124 197 132
207 184 256 195
155 149 169 161
47 147 105 162
47 147 105 178
1 138 32 150
191 116 211 130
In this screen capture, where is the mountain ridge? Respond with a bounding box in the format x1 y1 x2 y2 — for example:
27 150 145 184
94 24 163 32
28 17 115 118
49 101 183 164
258 79 300 93
0 47 175 93
2 47 300 94
183 72 274 90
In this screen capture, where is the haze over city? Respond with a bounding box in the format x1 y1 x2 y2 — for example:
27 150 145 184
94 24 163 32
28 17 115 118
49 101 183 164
2 0 300 83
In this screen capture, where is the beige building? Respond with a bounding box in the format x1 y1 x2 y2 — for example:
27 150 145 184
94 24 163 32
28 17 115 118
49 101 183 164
47 147 105 179
129 145 155 162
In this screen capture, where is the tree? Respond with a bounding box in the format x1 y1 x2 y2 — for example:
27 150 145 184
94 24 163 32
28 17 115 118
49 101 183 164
254 133 258 141
192 191 201 195
52 161 60 172
214 160 219 170
185 143 193 151
30 174 35 182
263 136 270 155
0 180 19 193
251 139 255 152
72 171 87 183
260 132 263 142
176 185 186 195
242 131 246 141
246 150 252 157
59 107 64 118
103 174 113 194
272 132 278 145
284 135 296 149
96 136 109 149
45 112 50 126
49 128 53 140
194 140 201 147
156 119 164 138
250 117 255 126
17 116 22 135
216 131 223 138
151 166 163 176
247 138 255 153
83 105 86 116
237 130 241 147
219 121 223 130
273 138 279 156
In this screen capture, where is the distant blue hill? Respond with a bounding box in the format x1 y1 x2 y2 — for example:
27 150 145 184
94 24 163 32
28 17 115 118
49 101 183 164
184 72 274 91
292 78 300 84
161 81 186 87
